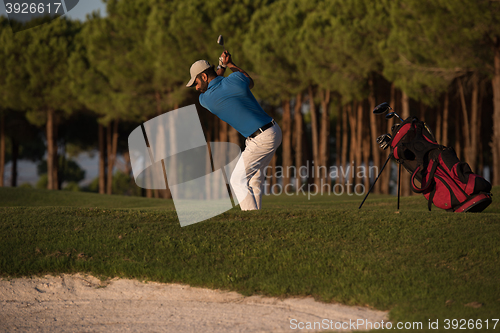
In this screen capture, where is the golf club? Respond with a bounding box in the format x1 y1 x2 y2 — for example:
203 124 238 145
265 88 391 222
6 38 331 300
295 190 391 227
217 35 226 51
376 133 392 150
217 35 229 70
385 112 404 122
373 102 392 115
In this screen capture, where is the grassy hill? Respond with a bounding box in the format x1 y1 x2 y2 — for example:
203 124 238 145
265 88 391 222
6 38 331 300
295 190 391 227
1 186 499 331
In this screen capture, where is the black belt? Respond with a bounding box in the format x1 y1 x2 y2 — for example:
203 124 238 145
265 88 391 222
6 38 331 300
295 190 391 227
248 120 276 138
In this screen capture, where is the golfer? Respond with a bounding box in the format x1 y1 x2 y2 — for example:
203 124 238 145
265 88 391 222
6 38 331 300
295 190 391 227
186 51 282 211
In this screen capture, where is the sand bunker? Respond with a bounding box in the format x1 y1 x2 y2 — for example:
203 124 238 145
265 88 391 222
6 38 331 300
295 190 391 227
0 274 388 332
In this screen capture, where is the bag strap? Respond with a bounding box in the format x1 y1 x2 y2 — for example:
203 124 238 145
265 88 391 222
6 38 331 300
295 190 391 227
428 188 435 211
425 155 438 211
411 159 438 193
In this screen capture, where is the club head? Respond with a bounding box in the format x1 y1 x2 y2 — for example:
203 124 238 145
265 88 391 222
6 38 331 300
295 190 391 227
376 133 392 150
217 35 224 47
376 134 388 144
381 142 390 150
373 102 392 115
391 124 401 133
386 111 404 123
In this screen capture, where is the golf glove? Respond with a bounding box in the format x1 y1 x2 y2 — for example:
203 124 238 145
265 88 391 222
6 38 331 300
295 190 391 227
218 57 227 68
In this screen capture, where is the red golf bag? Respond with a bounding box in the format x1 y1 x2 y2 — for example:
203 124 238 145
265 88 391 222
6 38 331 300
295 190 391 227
390 116 492 212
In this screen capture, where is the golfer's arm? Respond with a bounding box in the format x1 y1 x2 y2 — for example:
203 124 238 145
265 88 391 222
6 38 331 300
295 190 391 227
216 66 226 77
227 63 254 89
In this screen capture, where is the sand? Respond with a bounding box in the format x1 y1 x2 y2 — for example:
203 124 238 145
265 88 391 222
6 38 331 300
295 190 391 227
0 274 389 332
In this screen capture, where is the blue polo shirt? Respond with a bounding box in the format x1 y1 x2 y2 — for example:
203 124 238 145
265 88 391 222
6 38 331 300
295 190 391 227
199 72 272 138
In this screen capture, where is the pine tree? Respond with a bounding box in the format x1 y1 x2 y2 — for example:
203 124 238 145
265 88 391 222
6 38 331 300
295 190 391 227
380 0 500 184
0 17 80 190
244 0 317 187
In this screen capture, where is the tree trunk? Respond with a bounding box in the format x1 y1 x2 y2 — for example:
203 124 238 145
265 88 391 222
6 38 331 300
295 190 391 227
156 91 163 116
347 103 357 189
293 92 303 189
454 102 462 160
10 138 18 187
442 92 449 147
356 101 363 187
106 123 112 194
219 118 228 142
478 139 484 177
204 117 214 201
228 127 239 146
477 80 485 176
205 140 213 201
122 151 132 177
470 75 479 172
402 91 410 119
458 78 473 165
106 119 119 195
46 109 58 190
98 123 106 194
0 113 4 187
159 160 172 199
308 86 320 186
301 114 313 186
368 77 380 193
58 143 66 190
340 104 348 186
419 102 426 122
362 119 371 192
156 90 172 199
282 98 292 187
435 103 442 144
267 154 277 194
319 89 331 186
490 38 500 185
335 103 342 186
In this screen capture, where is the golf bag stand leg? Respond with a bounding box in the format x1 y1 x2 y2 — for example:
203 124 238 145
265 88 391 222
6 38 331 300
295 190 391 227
359 153 393 209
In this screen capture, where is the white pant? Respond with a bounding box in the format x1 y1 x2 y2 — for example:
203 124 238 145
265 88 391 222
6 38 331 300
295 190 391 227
230 123 282 210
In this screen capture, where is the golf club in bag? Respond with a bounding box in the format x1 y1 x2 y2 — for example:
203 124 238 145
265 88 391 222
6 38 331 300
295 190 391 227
359 102 493 212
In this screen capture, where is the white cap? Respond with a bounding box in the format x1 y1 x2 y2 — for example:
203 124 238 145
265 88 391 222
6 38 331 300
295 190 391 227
186 60 211 87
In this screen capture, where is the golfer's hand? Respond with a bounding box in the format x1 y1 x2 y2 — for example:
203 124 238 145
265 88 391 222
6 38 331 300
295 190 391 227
220 51 232 66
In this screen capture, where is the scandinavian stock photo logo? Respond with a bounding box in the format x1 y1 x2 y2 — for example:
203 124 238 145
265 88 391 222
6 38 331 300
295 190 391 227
128 105 242 227
3 0 79 32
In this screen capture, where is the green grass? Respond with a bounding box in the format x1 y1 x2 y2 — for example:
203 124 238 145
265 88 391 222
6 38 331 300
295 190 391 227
1 186 499 332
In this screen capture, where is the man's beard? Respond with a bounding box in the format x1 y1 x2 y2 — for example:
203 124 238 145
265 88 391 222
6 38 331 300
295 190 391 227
197 78 209 93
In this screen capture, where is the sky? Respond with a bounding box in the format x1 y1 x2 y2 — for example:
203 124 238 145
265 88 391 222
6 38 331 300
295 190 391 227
0 0 107 21
1 0 108 187
64 0 107 21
